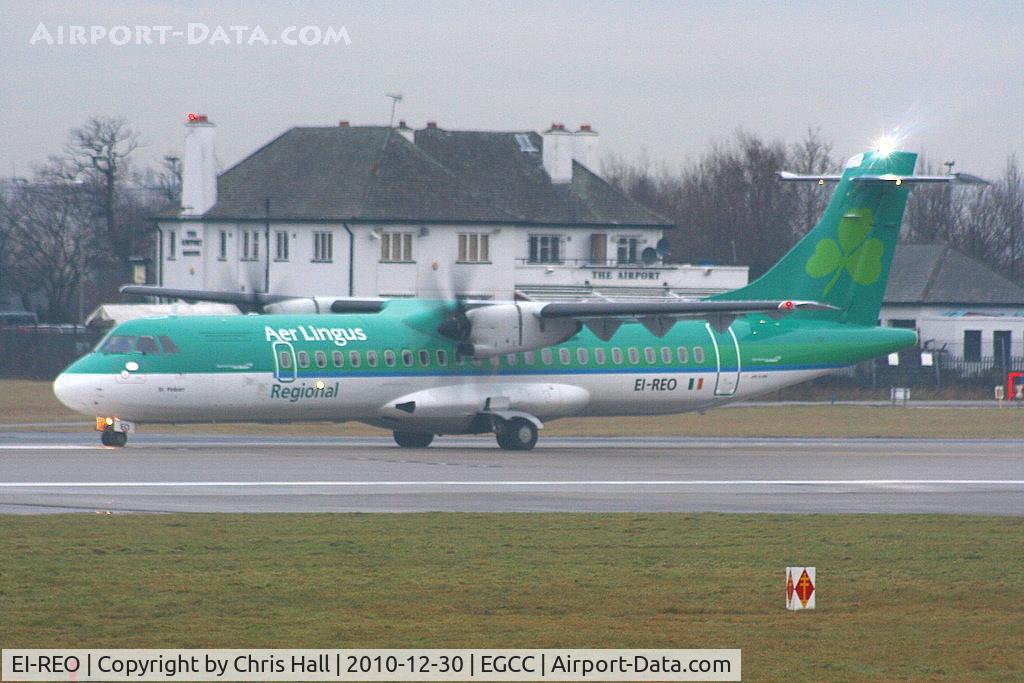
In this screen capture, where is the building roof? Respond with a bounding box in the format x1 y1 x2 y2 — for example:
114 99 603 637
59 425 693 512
186 125 671 227
884 244 1024 306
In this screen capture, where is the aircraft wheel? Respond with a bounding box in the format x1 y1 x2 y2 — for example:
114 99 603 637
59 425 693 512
496 418 538 451
101 430 128 447
393 431 434 448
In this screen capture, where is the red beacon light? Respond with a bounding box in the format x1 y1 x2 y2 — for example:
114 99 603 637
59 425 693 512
187 112 197 122
186 113 208 123
780 300 795 310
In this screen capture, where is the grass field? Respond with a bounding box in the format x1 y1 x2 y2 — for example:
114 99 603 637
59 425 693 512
1 513 1021 681
3 379 1022 439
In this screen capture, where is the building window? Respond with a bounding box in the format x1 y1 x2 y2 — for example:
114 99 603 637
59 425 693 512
381 232 413 262
528 235 562 264
963 330 981 361
458 233 490 263
617 237 639 264
167 231 177 260
275 231 289 261
241 231 259 261
218 230 227 260
313 231 333 262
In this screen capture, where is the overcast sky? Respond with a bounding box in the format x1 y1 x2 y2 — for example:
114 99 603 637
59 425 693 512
2 0 1022 179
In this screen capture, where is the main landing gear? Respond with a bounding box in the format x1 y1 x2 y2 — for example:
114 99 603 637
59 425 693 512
495 417 538 451
100 430 128 447
393 431 435 448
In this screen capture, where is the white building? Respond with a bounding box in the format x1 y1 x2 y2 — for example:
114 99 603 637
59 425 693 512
156 116 747 302
881 244 1024 366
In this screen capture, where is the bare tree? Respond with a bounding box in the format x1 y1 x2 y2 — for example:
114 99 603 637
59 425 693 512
789 127 834 238
1 164 94 321
62 116 141 269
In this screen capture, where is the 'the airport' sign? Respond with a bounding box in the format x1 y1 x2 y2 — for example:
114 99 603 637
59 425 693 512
785 567 815 610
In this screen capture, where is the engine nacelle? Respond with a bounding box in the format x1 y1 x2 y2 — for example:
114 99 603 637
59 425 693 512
462 303 579 358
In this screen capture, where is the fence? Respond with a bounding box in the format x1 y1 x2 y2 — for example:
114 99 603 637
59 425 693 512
0 327 104 380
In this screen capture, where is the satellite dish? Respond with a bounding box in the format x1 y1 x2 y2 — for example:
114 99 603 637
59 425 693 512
641 247 659 266
656 238 669 258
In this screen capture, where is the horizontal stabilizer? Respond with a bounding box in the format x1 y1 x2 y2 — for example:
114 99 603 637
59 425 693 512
778 171 990 185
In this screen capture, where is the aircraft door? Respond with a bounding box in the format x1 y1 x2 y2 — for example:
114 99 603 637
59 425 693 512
273 341 297 383
704 323 741 396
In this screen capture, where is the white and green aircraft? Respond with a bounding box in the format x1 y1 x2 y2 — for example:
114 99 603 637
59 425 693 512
54 147 985 448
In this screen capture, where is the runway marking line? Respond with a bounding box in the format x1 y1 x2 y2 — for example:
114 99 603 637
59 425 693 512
1 480 1023 488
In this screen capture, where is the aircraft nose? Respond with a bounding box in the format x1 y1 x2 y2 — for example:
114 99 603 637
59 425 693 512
53 372 90 414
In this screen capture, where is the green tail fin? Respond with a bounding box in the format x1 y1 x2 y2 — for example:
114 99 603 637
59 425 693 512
713 150 917 326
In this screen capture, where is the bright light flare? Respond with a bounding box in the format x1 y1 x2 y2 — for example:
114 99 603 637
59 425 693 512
873 135 898 157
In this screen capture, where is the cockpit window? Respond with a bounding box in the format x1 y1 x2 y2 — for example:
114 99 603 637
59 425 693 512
136 336 160 354
99 335 136 354
158 336 180 354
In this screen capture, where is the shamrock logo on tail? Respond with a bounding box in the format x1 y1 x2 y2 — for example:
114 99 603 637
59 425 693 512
805 209 883 295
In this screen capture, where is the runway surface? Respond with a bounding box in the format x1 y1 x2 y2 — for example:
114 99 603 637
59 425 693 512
0 431 1021 514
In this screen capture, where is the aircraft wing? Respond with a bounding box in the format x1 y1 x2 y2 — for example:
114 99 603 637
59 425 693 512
119 285 386 314
537 299 837 338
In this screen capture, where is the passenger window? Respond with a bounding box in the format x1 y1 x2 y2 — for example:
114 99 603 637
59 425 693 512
576 348 588 364
136 336 160 355
419 350 430 366
436 349 448 366
298 351 309 368
315 350 327 368
490 357 500 369
677 346 688 363
506 353 517 365
644 347 656 363
541 349 553 365
472 358 483 368
384 350 396 367
158 336 179 354
367 351 378 367
402 350 414 367
332 350 344 367
279 351 292 369
559 348 571 364
455 352 466 365
628 348 640 364
693 346 705 363
349 350 361 368
524 350 535 365
612 347 623 364
661 347 672 363
594 348 606 365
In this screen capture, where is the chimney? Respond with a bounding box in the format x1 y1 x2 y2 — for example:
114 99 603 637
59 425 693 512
573 124 599 173
542 123 573 184
426 121 438 129
181 113 217 216
396 119 414 143
338 120 350 127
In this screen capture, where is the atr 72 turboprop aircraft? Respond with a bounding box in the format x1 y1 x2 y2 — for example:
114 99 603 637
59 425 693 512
54 146 986 448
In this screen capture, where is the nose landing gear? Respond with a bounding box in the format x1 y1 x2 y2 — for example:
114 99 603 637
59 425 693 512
96 417 133 448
